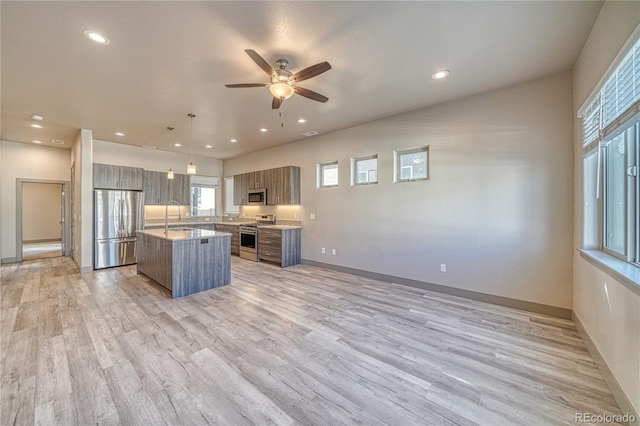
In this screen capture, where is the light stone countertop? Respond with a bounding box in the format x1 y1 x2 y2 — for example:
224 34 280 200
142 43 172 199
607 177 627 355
257 225 302 230
137 228 232 241
144 220 256 228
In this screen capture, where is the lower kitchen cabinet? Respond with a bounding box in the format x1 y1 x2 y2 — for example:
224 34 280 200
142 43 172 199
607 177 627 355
137 233 172 290
257 227 301 267
213 224 240 255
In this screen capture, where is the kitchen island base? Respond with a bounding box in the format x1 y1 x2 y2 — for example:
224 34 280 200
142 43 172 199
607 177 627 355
137 229 231 298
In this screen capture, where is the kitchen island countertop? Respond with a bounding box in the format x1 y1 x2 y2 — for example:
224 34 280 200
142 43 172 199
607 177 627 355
137 228 231 241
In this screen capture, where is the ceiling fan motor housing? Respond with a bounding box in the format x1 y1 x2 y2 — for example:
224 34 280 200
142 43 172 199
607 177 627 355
273 67 293 83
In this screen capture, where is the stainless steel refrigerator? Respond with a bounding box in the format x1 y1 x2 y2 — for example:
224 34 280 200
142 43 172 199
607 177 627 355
94 189 143 269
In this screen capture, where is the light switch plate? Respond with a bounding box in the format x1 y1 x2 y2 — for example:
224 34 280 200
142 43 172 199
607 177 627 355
310 213 316 220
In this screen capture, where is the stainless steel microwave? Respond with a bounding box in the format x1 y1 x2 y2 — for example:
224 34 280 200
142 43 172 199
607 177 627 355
247 189 266 205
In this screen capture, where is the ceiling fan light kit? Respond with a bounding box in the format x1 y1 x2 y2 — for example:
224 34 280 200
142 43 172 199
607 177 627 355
226 49 331 109
269 82 294 99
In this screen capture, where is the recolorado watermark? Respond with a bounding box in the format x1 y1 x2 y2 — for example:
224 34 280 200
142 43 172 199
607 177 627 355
575 412 636 423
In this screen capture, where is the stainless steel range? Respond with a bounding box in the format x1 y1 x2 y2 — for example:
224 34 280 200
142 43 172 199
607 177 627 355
239 214 275 261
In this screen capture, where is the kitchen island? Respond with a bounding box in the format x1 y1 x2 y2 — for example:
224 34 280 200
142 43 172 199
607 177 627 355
136 228 231 298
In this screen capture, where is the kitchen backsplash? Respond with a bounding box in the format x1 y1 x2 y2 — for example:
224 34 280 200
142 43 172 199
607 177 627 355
144 216 302 226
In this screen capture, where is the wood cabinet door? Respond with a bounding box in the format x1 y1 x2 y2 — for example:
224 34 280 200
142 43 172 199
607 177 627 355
143 170 169 204
258 228 282 264
118 166 143 190
169 173 191 205
252 170 265 189
264 168 278 205
233 173 251 205
93 163 120 189
268 166 300 205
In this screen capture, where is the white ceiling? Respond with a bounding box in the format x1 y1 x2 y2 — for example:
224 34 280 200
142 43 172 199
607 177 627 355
1 1 603 160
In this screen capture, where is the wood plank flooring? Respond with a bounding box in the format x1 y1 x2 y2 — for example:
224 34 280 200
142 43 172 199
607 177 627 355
0 256 625 425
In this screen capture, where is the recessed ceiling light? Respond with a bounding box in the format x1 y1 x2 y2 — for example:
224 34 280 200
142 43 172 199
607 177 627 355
205 145 212 148
31 114 44 121
32 140 42 144
83 29 110 45
432 70 450 80
297 118 307 124
230 139 237 143
115 132 125 137
52 140 65 145
30 123 43 128
260 128 268 133
174 143 182 147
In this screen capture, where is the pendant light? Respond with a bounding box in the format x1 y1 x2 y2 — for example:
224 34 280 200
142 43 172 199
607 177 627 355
187 113 196 175
167 126 175 179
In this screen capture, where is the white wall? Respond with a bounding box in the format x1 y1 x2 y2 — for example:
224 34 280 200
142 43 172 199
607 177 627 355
572 1 640 415
22 182 63 241
1 141 70 261
225 71 574 310
93 139 224 214
70 129 94 272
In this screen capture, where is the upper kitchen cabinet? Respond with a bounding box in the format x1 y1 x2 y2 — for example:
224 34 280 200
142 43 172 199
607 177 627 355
143 170 190 205
267 166 300 205
233 172 250 205
93 163 143 190
165 173 190 205
233 166 300 205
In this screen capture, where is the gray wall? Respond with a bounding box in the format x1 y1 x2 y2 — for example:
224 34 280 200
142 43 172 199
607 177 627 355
225 71 574 309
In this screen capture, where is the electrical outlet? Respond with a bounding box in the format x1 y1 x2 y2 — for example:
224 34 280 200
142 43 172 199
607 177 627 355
321 247 325 254
294 213 297 219
440 264 447 272
332 249 336 256
310 213 316 220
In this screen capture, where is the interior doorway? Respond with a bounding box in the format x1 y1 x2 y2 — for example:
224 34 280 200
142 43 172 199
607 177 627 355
16 179 70 262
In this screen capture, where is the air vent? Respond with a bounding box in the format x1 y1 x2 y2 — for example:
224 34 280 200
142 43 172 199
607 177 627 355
141 145 157 150
51 139 65 145
303 130 318 137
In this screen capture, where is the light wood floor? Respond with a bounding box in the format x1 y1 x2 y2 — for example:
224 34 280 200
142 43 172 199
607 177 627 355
1 256 624 425
22 241 62 261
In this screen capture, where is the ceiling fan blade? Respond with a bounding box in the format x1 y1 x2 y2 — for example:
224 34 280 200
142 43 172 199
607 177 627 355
294 86 329 103
272 97 282 109
225 83 270 88
245 49 276 78
289 62 332 83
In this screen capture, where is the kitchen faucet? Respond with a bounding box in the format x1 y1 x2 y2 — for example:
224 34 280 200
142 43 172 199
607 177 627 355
164 200 182 235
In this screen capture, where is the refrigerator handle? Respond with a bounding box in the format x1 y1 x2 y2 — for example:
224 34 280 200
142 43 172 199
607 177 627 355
119 200 124 236
113 199 120 238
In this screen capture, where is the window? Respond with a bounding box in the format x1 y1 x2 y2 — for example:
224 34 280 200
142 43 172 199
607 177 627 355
580 33 640 265
602 125 638 260
395 147 429 182
224 177 239 214
318 161 338 187
352 155 378 185
190 176 218 217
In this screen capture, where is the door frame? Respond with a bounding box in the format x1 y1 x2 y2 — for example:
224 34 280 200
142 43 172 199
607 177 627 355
16 179 71 262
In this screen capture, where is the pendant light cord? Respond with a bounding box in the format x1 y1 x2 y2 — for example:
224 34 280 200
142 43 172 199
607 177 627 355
188 113 195 163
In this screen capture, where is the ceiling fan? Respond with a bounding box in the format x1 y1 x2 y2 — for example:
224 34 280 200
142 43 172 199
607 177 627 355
225 49 331 109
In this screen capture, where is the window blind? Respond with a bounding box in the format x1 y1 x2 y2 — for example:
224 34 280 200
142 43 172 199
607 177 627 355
581 35 640 150
602 42 639 128
582 95 601 147
190 175 219 188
